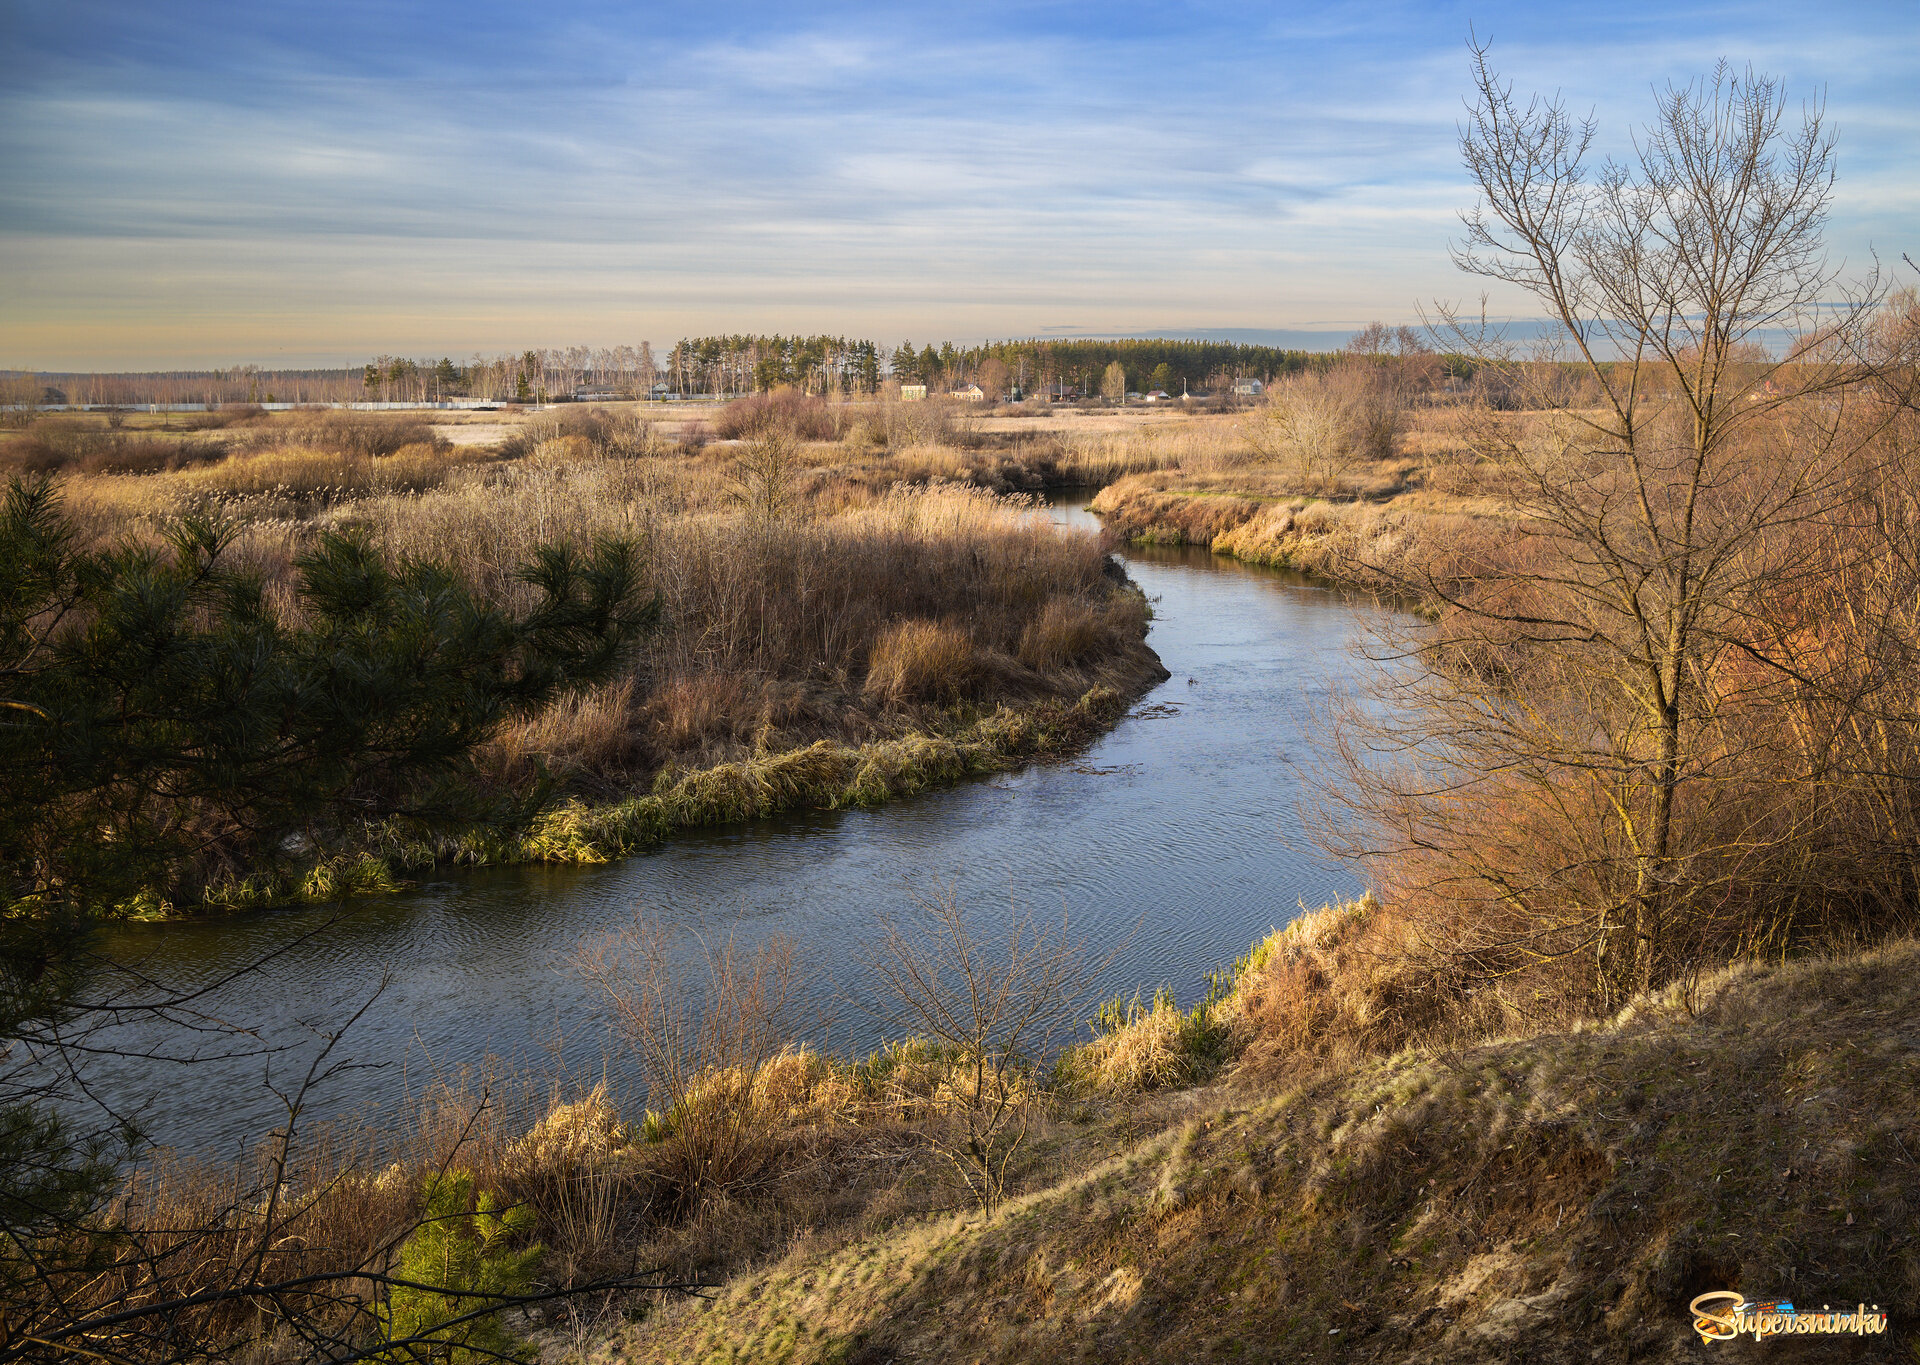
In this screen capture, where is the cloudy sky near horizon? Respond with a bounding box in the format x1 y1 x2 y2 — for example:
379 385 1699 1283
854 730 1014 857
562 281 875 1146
2 0 1915 370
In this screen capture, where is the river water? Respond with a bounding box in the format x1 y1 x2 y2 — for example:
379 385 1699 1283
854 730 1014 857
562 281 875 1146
83 496 1390 1156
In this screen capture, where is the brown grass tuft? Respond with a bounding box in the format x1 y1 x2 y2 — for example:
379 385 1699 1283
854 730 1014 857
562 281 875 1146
484 679 643 789
1221 897 1503 1081
1016 599 1104 669
863 619 980 705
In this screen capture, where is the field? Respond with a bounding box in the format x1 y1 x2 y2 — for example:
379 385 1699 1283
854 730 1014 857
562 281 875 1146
11 344 1920 1362
3 398 1189 910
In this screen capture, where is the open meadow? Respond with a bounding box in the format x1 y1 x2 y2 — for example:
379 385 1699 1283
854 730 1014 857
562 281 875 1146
10 283 1920 1362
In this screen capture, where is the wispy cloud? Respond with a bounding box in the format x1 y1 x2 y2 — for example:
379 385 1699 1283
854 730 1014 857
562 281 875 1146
2 0 1914 367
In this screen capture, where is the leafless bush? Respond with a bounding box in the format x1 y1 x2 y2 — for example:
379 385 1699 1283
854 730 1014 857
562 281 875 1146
575 919 807 1212
714 389 843 442
841 399 964 451
860 889 1105 1215
726 429 800 522
1248 360 1405 486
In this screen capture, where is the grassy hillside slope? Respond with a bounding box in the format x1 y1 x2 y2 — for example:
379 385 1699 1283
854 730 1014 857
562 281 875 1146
608 941 1919 1364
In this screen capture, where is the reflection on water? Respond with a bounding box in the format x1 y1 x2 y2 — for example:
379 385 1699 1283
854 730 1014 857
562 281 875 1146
85 494 1390 1155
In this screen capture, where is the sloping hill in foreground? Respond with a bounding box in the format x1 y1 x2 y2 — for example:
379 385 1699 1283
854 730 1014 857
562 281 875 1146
605 941 1919 1364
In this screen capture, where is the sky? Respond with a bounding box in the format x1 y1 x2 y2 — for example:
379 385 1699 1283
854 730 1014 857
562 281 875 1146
2 1 1915 370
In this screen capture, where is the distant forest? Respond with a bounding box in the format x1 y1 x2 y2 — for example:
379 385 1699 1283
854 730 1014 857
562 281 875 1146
6 335 1382 407
667 335 1337 398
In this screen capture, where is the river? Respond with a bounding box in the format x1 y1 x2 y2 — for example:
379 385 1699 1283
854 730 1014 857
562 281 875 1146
81 495 1391 1156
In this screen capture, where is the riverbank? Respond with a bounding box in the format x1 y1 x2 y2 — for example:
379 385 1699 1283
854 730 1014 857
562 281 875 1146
189 679 1162 916
57 912 1914 1364
607 924 1920 1364
8 405 1183 918
1087 469 1511 595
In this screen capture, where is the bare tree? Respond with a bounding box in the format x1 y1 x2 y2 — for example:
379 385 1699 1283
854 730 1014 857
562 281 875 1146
860 889 1102 1217
726 430 799 523
1335 51 1893 1006
575 919 802 1210
977 358 1011 403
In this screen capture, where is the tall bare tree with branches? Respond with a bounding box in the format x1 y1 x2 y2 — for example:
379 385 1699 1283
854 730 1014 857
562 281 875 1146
1334 50 1897 1009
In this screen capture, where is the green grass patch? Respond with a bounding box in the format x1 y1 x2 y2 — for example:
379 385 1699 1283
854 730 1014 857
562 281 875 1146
177 687 1131 917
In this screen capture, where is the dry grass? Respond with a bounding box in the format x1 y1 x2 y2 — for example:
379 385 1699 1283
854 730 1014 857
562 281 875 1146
1219 896 1506 1076
612 935 1920 1365
24 406 1169 914
484 679 643 790
1053 895 1480 1096
1016 598 1108 669
239 410 445 457
51 416 1164 781
0 422 230 475
171 442 484 504
862 619 979 704
1065 990 1224 1093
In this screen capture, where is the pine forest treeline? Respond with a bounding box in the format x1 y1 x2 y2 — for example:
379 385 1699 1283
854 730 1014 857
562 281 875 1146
10 336 1344 407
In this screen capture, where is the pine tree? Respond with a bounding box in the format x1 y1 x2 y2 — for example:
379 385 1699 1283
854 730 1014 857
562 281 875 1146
1 475 655 1275
3 477 653 917
380 1170 542 1363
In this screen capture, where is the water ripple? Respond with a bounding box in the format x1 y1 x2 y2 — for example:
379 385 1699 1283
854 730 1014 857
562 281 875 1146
84 499 1392 1153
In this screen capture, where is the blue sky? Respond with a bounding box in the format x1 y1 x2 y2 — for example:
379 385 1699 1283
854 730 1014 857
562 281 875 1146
2 0 1915 369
